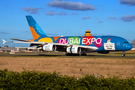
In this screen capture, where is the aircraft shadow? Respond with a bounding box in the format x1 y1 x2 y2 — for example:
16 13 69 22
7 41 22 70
0 53 134 58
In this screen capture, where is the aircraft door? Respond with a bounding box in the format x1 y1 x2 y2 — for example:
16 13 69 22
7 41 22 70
116 42 120 50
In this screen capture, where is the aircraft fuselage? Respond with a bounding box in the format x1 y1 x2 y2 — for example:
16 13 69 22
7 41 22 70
35 35 132 52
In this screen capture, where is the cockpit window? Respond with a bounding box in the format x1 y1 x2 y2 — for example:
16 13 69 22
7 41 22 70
124 42 129 43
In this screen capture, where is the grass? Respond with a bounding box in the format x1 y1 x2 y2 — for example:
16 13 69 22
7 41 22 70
0 54 135 78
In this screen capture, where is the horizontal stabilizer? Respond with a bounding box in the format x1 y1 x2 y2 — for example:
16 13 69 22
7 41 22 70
2 39 6 44
11 38 30 42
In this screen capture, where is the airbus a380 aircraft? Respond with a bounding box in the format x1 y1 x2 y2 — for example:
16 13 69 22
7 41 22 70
2 16 132 57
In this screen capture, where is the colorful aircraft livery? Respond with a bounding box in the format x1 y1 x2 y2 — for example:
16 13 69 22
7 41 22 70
3 15 132 57
37 36 102 47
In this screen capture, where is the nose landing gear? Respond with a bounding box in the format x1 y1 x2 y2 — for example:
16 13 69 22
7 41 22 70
122 51 126 57
122 53 125 57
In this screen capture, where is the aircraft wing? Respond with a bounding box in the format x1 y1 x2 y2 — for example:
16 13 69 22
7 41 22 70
2 39 98 51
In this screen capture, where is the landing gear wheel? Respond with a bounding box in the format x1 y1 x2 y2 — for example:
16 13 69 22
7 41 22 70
65 53 70 56
78 53 81 56
81 53 87 56
78 48 82 56
122 51 126 57
122 54 125 57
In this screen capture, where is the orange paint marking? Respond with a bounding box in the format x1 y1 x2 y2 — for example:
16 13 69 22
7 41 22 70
28 39 35 41
29 26 40 40
54 37 60 41
81 36 84 38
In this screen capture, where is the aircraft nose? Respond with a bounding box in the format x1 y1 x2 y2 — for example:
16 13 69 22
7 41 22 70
127 43 132 50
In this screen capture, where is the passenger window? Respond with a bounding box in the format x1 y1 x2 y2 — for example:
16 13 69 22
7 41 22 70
124 42 129 43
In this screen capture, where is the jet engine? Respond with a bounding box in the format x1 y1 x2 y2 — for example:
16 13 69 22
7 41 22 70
43 44 56 51
66 46 81 54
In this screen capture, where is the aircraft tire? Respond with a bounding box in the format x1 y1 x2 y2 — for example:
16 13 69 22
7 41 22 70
78 53 81 56
81 53 87 56
65 53 70 56
122 54 125 57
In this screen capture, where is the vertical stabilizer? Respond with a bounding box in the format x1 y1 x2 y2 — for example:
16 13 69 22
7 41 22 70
26 16 47 41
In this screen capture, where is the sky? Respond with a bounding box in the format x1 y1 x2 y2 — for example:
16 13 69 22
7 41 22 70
0 0 135 47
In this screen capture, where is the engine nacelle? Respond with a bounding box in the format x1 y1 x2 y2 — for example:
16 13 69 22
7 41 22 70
43 44 55 51
66 46 81 54
98 51 109 54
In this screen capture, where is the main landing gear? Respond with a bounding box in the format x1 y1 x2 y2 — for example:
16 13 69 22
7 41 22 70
78 52 87 56
65 53 87 56
121 51 126 57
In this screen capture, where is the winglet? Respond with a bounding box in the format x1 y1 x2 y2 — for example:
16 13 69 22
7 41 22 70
2 39 6 44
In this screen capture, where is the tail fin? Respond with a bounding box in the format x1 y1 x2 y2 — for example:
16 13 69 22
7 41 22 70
26 16 47 41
